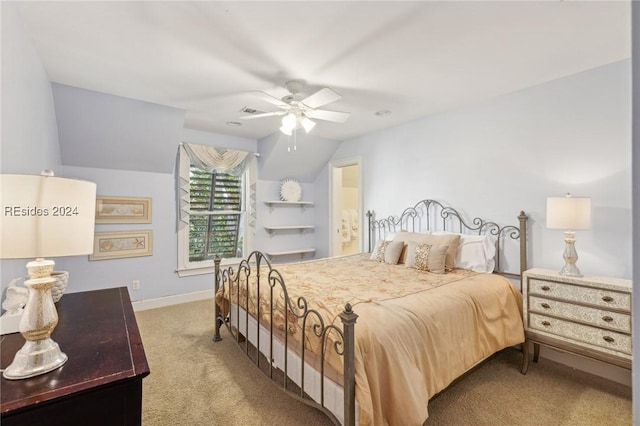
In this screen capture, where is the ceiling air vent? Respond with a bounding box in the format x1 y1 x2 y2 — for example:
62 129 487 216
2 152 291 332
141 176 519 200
240 106 263 115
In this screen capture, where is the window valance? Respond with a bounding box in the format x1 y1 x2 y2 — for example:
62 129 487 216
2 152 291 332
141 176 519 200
181 143 253 176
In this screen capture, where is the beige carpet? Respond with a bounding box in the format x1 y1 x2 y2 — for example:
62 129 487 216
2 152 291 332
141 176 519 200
135 298 631 426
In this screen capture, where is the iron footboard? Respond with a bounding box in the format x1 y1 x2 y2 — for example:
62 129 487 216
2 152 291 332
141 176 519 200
213 251 358 426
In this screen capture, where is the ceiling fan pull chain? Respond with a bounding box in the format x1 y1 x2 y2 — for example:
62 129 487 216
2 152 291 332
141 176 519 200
293 129 297 151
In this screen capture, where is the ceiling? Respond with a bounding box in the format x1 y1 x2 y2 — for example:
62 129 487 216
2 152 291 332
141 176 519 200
12 1 630 141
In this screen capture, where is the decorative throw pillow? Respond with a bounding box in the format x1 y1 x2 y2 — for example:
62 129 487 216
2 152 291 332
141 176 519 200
405 242 448 274
369 240 404 264
392 231 432 264
418 234 461 271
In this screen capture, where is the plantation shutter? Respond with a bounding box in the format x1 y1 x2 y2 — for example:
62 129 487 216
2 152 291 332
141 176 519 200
189 167 242 261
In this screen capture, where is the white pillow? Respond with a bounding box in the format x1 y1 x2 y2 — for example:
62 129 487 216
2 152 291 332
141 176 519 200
433 232 497 273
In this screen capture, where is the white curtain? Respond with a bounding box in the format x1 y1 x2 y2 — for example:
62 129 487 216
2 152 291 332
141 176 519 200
178 143 256 233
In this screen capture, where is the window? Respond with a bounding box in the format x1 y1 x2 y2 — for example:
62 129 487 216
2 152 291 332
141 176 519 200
188 165 244 261
177 143 254 277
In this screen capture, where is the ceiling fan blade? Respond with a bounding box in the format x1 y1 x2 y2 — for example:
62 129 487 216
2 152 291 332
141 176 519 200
305 109 351 123
239 111 286 120
250 91 289 109
300 88 342 109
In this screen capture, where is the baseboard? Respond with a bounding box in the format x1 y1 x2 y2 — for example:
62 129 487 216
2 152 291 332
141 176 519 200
132 290 212 312
537 345 632 387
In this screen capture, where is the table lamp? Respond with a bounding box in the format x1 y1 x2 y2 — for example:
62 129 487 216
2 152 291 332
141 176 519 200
0 171 96 379
546 193 591 277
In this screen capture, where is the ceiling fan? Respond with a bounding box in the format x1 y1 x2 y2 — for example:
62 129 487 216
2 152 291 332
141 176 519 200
240 80 350 136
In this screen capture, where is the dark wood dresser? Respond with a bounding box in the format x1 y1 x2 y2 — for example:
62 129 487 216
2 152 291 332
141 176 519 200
1 287 150 426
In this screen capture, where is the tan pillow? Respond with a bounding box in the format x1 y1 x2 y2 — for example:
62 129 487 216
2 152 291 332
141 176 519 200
419 234 461 271
392 231 432 264
369 240 404 265
405 242 448 274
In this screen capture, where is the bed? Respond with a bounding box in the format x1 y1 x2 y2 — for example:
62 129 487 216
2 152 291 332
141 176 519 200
213 199 528 426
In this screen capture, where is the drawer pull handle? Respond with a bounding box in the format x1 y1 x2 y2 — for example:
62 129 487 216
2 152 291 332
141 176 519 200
603 336 615 343
602 296 614 303
540 303 551 309
541 321 551 327
602 316 614 323
541 285 551 291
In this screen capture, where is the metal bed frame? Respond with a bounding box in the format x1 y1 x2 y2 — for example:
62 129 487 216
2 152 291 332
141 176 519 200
213 199 528 426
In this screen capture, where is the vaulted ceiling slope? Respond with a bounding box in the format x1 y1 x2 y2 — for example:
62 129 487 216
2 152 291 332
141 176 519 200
52 83 185 174
14 1 630 141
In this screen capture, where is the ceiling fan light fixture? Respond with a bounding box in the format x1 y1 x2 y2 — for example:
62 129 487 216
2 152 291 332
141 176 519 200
282 113 297 129
279 125 293 136
301 117 316 133
244 83 350 137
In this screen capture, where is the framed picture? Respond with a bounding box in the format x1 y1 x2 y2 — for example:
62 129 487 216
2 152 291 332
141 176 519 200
89 230 153 261
95 196 152 224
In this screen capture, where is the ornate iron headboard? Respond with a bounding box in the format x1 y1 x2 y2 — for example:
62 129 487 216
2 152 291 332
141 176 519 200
367 199 528 279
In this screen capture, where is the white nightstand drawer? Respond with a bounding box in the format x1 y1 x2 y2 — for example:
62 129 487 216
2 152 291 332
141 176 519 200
529 313 632 355
528 279 631 311
528 296 632 333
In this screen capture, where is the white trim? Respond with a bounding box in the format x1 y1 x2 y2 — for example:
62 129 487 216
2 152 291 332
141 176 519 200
132 289 213 311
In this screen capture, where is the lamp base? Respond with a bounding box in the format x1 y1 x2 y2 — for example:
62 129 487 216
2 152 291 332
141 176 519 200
559 263 583 277
2 338 68 380
3 258 67 380
559 230 583 277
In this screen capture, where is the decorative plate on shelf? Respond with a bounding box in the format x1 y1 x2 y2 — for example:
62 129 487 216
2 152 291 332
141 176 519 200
280 178 302 202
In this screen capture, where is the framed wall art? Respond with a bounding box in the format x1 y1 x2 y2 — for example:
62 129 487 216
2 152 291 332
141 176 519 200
95 196 152 224
89 230 153 261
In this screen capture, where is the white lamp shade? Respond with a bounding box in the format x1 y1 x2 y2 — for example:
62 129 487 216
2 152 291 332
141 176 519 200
0 174 97 259
546 196 591 230
279 125 293 136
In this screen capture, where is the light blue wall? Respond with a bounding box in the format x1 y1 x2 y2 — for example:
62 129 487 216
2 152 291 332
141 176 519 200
324 60 632 280
52 83 186 173
1 4 62 289
1 4 60 175
258 132 342 183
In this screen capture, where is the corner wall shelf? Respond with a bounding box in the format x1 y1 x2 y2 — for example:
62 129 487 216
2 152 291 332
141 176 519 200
264 225 314 237
263 199 315 262
265 248 316 261
264 200 313 213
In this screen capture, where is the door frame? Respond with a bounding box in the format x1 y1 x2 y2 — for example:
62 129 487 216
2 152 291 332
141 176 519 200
328 157 363 257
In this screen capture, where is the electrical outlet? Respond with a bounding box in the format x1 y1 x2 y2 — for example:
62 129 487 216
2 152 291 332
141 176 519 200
132 280 140 290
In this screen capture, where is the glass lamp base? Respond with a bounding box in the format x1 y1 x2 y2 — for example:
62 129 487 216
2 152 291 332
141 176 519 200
3 338 68 380
559 263 582 277
3 258 67 380
560 231 582 277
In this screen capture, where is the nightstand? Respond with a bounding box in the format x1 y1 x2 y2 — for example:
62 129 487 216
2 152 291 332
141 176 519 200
1 288 149 425
521 268 632 374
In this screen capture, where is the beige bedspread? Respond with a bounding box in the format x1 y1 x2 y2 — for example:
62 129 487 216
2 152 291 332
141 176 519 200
215 254 524 425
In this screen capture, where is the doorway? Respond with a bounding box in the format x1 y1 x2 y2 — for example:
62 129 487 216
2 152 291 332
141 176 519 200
330 159 362 257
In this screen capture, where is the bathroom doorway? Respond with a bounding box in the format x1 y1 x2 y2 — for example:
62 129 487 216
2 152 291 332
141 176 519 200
329 158 361 257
